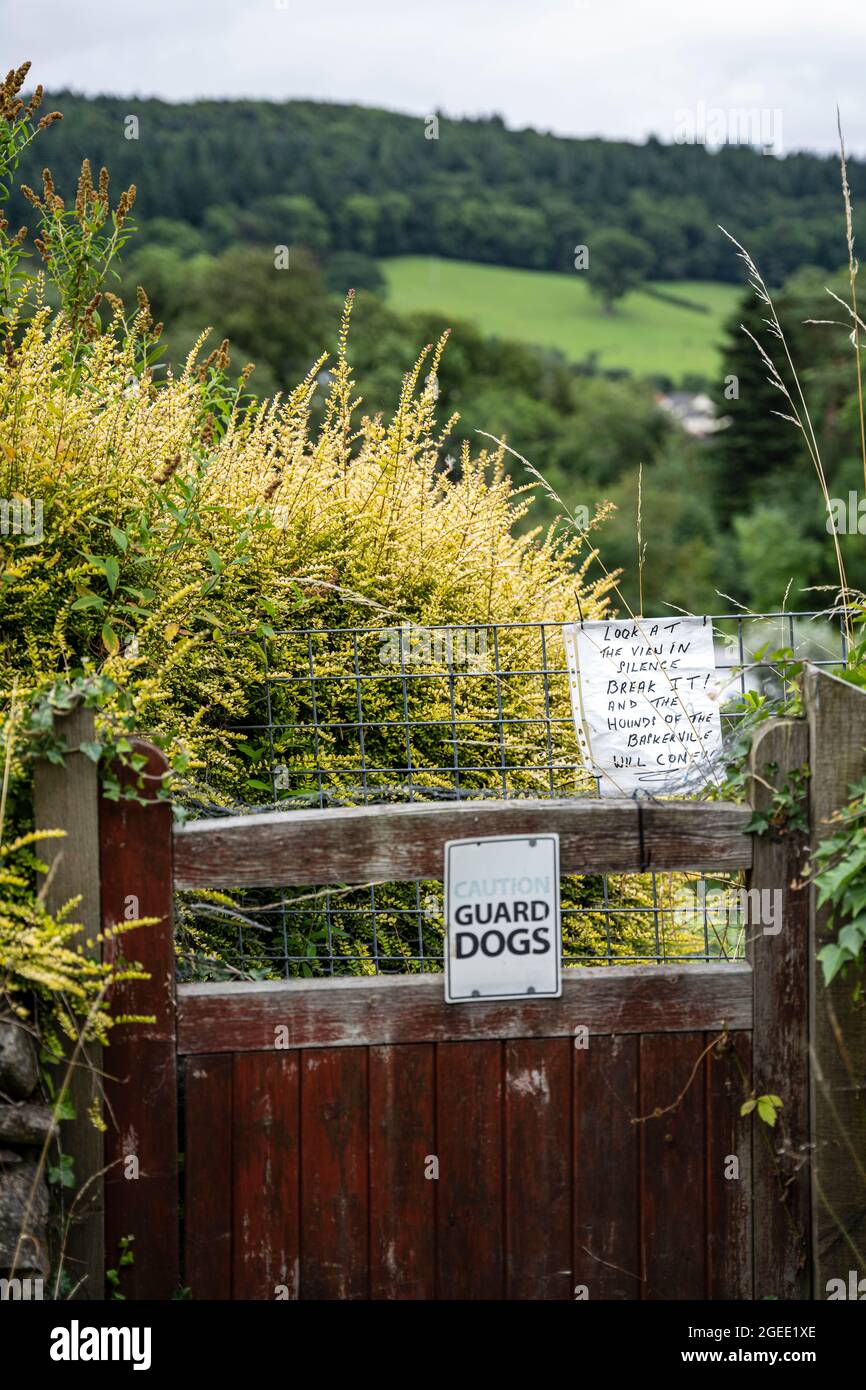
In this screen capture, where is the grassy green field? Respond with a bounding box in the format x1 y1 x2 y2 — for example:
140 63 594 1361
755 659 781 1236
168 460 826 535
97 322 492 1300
380 257 741 380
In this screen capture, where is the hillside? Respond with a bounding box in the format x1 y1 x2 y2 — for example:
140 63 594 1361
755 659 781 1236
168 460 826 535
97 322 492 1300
14 92 861 286
381 258 740 377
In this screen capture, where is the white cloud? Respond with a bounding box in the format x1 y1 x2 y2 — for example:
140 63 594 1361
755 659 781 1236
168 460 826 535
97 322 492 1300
6 0 865 154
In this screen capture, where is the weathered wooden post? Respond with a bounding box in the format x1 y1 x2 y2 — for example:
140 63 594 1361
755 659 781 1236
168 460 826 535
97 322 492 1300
33 719 180 1299
33 703 104 1298
100 739 180 1299
747 715 811 1299
803 666 866 1295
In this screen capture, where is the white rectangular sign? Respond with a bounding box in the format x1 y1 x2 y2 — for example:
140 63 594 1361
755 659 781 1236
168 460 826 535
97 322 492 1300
444 834 561 1003
564 617 724 797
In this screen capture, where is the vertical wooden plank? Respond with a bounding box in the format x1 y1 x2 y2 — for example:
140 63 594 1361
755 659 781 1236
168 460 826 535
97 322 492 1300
300 1047 368 1299
639 1031 706 1300
184 1054 232 1299
33 705 104 1299
232 1051 299 1300
504 1037 571 1300
748 717 811 1298
436 1040 503 1299
804 669 866 1293
706 1030 752 1300
100 740 179 1299
369 1044 435 1300
573 1033 640 1300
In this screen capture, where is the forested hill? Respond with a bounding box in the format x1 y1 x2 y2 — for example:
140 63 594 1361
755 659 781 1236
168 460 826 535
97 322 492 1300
16 92 861 284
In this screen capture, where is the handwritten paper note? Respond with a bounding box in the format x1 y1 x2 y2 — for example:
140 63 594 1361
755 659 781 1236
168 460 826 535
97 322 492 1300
563 617 724 797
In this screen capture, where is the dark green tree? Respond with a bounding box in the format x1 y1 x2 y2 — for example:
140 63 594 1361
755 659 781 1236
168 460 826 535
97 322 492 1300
587 228 654 311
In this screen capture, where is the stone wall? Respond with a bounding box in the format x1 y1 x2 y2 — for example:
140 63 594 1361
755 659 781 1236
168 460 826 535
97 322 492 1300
0 1018 52 1288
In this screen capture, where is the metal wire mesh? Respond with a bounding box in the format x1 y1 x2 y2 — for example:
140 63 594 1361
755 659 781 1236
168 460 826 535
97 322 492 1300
176 609 847 981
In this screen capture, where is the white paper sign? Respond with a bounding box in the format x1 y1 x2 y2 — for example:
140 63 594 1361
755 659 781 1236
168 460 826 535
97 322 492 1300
445 834 561 1003
564 617 723 797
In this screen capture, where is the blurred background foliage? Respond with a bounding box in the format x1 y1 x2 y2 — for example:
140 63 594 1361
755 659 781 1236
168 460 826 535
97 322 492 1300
13 90 866 617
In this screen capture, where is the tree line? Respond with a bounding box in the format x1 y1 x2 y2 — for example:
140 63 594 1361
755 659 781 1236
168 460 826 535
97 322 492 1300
14 92 863 285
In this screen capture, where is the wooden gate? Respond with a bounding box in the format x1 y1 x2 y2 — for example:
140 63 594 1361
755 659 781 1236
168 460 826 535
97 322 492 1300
86 727 816 1302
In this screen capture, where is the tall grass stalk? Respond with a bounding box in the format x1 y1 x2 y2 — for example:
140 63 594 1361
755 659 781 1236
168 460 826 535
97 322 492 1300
837 112 866 499
719 225 852 643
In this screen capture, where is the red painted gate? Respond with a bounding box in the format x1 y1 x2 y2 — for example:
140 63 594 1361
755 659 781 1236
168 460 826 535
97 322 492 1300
96 729 810 1301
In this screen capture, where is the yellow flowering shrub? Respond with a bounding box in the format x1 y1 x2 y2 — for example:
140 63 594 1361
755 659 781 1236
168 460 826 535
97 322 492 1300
1 294 613 773
0 722 153 1051
0 64 700 978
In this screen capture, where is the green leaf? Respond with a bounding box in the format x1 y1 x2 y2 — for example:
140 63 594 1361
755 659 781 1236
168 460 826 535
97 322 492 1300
818 942 849 986
70 592 106 612
757 1098 777 1126
104 555 120 593
79 741 103 764
109 525 129 554
816 864 849 908
53 1092 76 1122
740 1098 757 1116
817 848 866 908
839 923 866 958
101 621 120 656
48 1153 76 1188
843 887 866 918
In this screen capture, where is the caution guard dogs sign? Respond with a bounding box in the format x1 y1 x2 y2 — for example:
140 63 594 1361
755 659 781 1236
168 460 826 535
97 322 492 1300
444 834 561 1003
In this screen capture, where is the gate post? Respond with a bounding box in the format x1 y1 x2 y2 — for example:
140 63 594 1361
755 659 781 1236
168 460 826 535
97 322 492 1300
33 704 104 1298
99 740 180 1299
747 715 811 1299
803 666 866 1295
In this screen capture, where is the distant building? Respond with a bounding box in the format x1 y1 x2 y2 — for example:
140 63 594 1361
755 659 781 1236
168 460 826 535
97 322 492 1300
656 391 731 438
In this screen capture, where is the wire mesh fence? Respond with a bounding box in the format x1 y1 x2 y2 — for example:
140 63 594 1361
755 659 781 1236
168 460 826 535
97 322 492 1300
176 608 848 981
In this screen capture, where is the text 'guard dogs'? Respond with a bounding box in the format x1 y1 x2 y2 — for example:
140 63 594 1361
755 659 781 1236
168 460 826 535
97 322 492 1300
444 834 561 1003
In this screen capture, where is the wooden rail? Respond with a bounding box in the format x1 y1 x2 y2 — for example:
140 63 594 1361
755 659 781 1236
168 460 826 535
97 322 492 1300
173 797 753 888
176 961 754 1054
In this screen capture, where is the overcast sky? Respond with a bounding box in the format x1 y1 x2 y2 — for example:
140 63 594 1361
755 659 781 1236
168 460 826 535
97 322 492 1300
6 0 865 156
